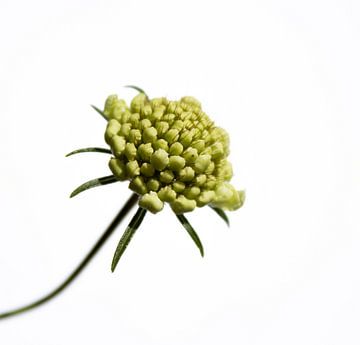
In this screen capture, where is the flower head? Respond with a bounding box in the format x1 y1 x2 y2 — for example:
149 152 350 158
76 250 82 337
104 93 245 214
67 87 245 272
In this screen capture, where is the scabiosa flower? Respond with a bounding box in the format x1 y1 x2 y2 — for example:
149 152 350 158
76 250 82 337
0 86 244 320
69 87 245 271
103 92 244 215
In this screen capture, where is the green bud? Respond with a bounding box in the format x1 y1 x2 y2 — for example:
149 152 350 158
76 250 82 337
109 158 126 181
119 123 131 137
183 186 201 199
178 166 195 182
205 161 215 174
125 142 137 160
155 121 169 136
112 102 127 120
150 149 169 171
211 183 245 210
204 175 216 190
128 129 142 144
182 147 198 164
157 186 177 202
129 113 140 127
104 95 118 115
164 129 179 144
172 120 184 131
194 154 211 174
140 118 152 130
105 119 121 144
210 142 224 161
143 127 157 143
179 130 194 147
194 174 206 186
168 156 186 172
162 113 176 124
138 143 154 162
141 105 152 117
120 112 131 124
159 170 174 183
129 176 147 195
147 178 160 191
126 160 140 178
170 195 197 214
140 162 155 177
180 96 202 108
153 139 169 151
150 107 164 122
172 181 185 193
167 101 177 113
191 140 205 153
110 135 126 157
130 93 147 113
196 190 215 207
169 142 183 155
139 192 164 214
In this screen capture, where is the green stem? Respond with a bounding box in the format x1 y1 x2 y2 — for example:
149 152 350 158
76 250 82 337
0 193 138 320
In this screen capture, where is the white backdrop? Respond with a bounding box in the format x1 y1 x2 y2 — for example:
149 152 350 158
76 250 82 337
0 0 359 344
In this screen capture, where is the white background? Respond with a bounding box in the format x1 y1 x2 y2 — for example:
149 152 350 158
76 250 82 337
0 0 359 344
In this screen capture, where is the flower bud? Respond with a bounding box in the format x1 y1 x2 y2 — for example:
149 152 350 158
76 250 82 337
128 129 142 144
169 142 183 155
193 154 211 174
150 149 169 171
158 186 177 202
109 158 126 180
126 160 140 178
159 170 174 183
172 181 185 193
125 142 137 160
110 135 126 157
153 139 169 151
168 156 186 172
178 166 195 182
105 119 121 144
143 127 157 143
129 176 147 195
147 178 160 191
140 163 155 177
182 147 198 164
170 196 197 214
138 143 154 162
139 192 164 214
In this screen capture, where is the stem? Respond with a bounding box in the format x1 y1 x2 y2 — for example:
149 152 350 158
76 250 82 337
0 193 138 320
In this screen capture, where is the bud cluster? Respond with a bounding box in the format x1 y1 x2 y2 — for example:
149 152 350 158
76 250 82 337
104 93 244 214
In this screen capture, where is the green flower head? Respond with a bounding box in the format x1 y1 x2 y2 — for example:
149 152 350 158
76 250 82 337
66 87 245 272
104 93 245 214
0 87 246 320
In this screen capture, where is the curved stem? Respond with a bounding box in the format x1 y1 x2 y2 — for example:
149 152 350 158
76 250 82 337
0 193 138 320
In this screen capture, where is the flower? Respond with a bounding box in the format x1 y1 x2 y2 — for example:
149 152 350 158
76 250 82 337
104 93 245 214
67 87 245 272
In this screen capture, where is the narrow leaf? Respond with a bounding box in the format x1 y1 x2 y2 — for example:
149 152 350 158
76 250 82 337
209 206 229 227
91 105 108 120
111 207 147 272
176 214 204 257
124 85 148 97
70 175 118 198
66 147 112 157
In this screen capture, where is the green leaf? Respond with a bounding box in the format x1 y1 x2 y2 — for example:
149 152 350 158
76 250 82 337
176 214 204 257
65 147 112 157
91 105 108 120
124 85 148 98
70 175 118 198
209 206 230 227
111 207 147 272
